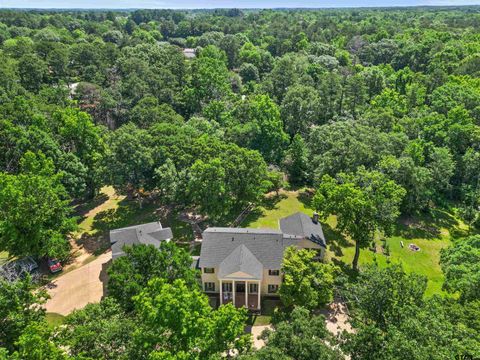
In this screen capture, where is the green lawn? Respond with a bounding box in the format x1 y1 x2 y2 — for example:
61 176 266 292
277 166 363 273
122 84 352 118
0 251 9 266
244 190 314 229
46 312 65 327
243 190 466 297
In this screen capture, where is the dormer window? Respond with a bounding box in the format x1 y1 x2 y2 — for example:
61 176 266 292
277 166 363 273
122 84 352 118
268 269 280 276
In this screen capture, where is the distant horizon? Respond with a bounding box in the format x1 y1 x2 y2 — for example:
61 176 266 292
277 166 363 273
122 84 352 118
2 0 480 10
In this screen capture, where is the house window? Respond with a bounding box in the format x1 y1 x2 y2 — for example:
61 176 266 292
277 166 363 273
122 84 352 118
249 283 258 294
268 269 280 276
204 282 215 292
268 284 279 294
203 268 215 274
222 282 233 292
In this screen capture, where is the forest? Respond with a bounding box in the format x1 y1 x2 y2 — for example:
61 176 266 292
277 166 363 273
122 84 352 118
0 6 480 360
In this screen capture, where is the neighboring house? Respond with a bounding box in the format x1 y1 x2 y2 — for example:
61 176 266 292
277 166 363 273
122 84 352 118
110 222 173 260
198 212 327 311
182 48 196 58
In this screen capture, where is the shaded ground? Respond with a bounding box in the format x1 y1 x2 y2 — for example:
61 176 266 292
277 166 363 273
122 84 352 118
44 251 111 316
322 301 354 336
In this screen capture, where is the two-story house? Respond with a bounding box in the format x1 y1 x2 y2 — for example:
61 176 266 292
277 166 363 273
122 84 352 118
198 212 326 311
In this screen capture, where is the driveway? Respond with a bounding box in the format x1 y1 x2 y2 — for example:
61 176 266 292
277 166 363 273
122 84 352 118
44 251 111 316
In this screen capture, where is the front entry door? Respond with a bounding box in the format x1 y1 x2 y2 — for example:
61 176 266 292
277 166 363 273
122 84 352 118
236 282 245 293
235 281 246 308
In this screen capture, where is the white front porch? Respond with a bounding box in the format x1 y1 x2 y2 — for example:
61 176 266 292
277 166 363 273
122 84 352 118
219 279 261 310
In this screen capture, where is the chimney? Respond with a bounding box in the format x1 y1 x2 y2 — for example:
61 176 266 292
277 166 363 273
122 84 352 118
312 212 319 224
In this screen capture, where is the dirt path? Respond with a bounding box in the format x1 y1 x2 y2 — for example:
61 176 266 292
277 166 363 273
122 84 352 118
64 187 124 272
45 187 123 315
45 251 111 315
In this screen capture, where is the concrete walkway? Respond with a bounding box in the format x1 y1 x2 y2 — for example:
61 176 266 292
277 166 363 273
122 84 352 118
251 325 272 349
44 251 111 315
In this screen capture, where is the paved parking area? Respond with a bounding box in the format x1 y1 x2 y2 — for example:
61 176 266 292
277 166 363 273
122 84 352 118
44 251 111 315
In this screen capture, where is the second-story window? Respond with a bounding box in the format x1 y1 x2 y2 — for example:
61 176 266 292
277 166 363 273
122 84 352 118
268 269 280 276
204 268 215 274
204 282 215 292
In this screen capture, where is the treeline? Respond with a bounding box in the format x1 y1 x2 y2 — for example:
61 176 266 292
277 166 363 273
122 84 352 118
1 7 480 258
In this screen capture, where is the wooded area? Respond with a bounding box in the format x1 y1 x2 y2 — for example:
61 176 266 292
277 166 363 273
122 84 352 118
0 6 480 359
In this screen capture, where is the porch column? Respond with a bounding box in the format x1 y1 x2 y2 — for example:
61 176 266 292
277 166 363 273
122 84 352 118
232 280 236 306
219 279 223 305
245 281 248 308
257 280 261 310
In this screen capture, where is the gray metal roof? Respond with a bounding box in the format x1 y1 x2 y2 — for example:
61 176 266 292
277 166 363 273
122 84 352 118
110 222 172 259
199 227 302 269
218 244 263 280
279 212 327 248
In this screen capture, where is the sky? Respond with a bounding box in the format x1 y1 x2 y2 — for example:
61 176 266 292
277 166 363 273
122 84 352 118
1 0 479 9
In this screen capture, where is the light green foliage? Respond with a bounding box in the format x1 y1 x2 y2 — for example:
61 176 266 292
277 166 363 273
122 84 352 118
0 152 76 258
107 242 198 312
280 85 321 136
230 94 288 164
132 278 250 359
9 322 68 360
280 246 335 309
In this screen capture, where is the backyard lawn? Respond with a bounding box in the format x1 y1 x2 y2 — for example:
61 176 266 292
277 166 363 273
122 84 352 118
242 189 467 297
0 251 9 266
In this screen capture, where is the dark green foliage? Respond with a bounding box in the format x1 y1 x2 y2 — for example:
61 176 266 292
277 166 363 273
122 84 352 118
60 298 134 359
441 235 480 301
241 307 343 360
343 265 480 359
0 276 48 353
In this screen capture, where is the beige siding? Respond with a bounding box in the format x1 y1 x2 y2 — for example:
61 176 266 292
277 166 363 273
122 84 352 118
261 269 282 296
201 267 220 293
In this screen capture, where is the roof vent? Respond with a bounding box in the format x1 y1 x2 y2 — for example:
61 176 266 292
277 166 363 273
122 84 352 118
232 237 234 241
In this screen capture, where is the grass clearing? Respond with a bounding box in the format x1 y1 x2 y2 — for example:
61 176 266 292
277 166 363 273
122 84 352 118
46 312 65 327
250 315 272 326
0 251 9 266
243 190 467 297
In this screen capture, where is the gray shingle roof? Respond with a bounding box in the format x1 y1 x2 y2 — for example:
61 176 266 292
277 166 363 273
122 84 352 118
110 222 172 259
199 227 302 270
199 213 327 271
218 244 263 280
279 212 327 248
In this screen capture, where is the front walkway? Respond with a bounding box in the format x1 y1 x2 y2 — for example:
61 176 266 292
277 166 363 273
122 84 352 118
250 325 272 349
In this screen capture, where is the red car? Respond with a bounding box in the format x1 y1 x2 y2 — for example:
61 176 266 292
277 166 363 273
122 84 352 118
48 258 63 273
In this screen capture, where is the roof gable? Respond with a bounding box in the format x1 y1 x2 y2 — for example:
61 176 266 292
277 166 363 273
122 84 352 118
110 222 172 259
218 245 263 280
279 212 327 248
